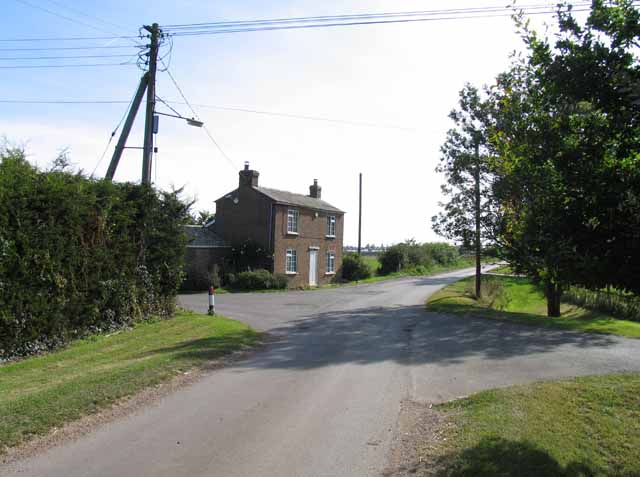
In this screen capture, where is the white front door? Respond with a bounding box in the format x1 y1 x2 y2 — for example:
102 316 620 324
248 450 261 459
309 250 318 286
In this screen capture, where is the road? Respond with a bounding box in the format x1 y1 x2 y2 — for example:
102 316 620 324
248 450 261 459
4 267 640 477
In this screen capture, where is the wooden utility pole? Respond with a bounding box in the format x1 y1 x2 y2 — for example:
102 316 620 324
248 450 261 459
474 138 482 299
142 23 160 185
358 173 362 255
105 74 148 181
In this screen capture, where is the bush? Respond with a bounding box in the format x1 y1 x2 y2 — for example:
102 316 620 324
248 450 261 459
341 253 372 281
0 148 190 359
378 246 405 275
228 269 289 291
378 241 460 275
564 287 640 322
466 276 511 310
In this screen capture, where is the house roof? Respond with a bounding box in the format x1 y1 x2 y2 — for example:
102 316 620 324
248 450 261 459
184 225 229 248
254 186 344 213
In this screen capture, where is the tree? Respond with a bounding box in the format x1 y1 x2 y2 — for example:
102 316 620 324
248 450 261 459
432 84 497 298
188 209 215 225
489 1 640 316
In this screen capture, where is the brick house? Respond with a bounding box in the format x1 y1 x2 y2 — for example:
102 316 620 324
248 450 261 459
212 162 345 288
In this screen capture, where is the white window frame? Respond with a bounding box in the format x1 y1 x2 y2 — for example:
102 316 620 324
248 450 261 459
326 251 335 274
287 208 299 234
326 215 336 237
286 248 298 274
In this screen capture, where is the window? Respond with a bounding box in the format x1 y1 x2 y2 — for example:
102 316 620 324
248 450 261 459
326 215 336 237
326 251 335 274
287 209 299 234
286 249 297 273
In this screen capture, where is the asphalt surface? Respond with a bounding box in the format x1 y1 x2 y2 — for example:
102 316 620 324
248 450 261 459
5 267 640 477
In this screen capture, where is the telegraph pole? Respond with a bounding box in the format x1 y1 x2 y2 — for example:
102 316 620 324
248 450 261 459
474 138 482 299
142 23 160 185
358 172 362 255
105 74 148 181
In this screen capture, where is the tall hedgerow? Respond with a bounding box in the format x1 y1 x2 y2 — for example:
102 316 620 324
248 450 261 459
0 147 190 359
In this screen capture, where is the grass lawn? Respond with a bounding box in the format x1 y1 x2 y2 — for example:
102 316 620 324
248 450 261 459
0 311 259 453
426 275 640 338
430 373 640 476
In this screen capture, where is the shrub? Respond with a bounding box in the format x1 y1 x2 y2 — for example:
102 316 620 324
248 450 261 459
341 253 372 281
378 246 405 275
228 269 289 291
0 148 190 359
564 287 640 322
466 276 511 310
378 241 460 275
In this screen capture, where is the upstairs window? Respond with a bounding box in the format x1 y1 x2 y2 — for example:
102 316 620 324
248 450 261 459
326 251 335 274
286 249 297 273
326 215 336 237
287 209 299 234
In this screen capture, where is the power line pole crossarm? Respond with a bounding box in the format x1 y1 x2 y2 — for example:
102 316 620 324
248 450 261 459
142 22 160 185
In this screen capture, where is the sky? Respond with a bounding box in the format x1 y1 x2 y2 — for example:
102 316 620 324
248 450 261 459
1 0 572 246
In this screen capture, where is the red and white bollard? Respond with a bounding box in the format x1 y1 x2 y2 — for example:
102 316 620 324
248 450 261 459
208 286 216 316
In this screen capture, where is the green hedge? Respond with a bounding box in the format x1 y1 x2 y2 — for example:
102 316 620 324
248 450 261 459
378 241 460 275
226 269 289 291
0 149 190 359
341 253 372 281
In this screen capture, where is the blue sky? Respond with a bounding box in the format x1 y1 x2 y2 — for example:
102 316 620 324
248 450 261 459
1 0 568 245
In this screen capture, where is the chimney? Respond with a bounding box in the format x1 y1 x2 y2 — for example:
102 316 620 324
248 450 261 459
309 179 322 199
239 161 259 188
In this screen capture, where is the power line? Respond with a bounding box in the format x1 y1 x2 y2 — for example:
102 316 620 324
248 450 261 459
161 3 598 37
11 0 126 38
0 62 137 69
0 98 419 131
0 34 139 42
0 45 142 51
163 2 589 29
165 9 592 37
0 53 136 60
41 0 129 33
161 64 239 170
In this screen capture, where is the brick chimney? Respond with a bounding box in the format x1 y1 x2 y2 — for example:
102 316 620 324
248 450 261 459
309 179 322 199
239 161 259 187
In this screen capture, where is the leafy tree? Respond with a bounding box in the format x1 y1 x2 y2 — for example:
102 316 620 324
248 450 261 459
489 1 640 316
432 84 497 298
188 209 215 225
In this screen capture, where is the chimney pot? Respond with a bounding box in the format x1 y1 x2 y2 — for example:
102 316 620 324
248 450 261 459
309 179 322 199
239 163 259 187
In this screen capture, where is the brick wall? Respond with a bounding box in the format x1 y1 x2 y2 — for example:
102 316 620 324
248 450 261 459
272 204 344 288
214 187 274 251
181 247 231 291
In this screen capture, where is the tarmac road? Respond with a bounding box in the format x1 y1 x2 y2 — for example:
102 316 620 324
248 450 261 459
4 267 640 477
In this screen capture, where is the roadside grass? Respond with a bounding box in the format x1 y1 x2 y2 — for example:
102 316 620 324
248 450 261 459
426 275 640 338
361 255 381 274
0 311 259 453
321 256 485 288
430 373 640 477
489 264 514 274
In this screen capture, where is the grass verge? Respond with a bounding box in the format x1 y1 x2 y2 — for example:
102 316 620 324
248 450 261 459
426 275 640 338
324 256 491 288
0 311 259 453
427 373 640 476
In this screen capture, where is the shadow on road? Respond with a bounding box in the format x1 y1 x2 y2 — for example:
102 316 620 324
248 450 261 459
151 303 618 371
